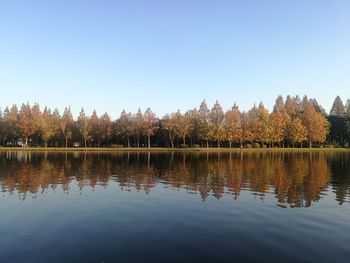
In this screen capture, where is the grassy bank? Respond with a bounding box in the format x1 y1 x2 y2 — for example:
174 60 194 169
0 147 349 153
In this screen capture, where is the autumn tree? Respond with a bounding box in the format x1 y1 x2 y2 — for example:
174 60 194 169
41 107 56 147
286 118 307 148
31 103 43 146
255 103 271 146
302 100 329 147
143 108 158 148
116 110 133 147
163 113 177 148
3 105 19 145
77 108 91 148
225 103 243 147
209 100 226 148
100 112 112 146
18 103 34 146
270 96 288 147
60 107 74 147
90 110 100 146
176 111 193 146
131 109 144 147
197 100 210 147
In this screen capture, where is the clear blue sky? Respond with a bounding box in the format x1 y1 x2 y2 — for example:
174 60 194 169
1 0 349 118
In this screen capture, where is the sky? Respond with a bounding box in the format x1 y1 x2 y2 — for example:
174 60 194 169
0 0 349 118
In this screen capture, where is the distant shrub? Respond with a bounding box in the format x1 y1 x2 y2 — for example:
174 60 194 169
191 144 200 148
262 144 267 148
245 144 252 148
180 144 189 148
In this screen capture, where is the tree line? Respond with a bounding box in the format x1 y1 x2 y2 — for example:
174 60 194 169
0 95 348 148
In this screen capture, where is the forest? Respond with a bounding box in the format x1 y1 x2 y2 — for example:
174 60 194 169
0 95 349 148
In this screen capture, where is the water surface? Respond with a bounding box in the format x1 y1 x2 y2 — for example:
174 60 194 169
0 151 349 262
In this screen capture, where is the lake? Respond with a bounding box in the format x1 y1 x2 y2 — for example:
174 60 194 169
0 151 349 263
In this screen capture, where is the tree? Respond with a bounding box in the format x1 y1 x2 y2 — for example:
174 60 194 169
18 103 34 146
144 108 158 148
270 111 289 147
255 103 271 146
60 107 74 147
77 108 91 148
273 95 285 113
31 103 43 146
4 105 19 146
330 96 345 116
100 112 112 146
41 107 56 147
302 100 329 147
116 110 133 147
225 103 243 147
90 110 100 146
176 111 193 145
198 100 210 147
163 113 177 148
241 111 254 145
134 109 145 147
209 100 226 148
286 118 307 148
345 99 350 116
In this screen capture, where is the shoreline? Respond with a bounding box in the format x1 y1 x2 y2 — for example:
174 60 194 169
0 147 349 153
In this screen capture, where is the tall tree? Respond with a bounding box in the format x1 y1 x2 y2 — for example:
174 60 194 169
31 103 43 146
330 96 345 116
345 99 350 116
225 104 243 147
41 107 56 147
116 110 133 147
100 112 112 146
209 100 226 148
77 108 91 148
163 113 177 148
18 103 33 146
4 105 19 146
90 110 100 146
286 118 307 148
143 108 158 148
176 111 193 146
132 109 144 147
270 111 289 147
302 100 330 147
197 100 210 147
61 107 74 147
255 103 271 146
273 95 285 113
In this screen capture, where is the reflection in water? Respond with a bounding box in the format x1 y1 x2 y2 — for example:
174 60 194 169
0 151 349 207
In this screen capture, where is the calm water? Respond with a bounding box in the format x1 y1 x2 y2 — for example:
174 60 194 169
0 151 349 263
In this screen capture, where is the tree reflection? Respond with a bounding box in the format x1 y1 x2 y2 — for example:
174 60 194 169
0 151 349 207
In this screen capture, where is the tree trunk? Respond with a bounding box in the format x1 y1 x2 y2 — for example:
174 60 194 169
217 140 220 148
127 138 130 148
65 138 68 148
229 141 232 148
183 135 186 145
148 134 151 148
206 140 209 148
309 140 312 148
